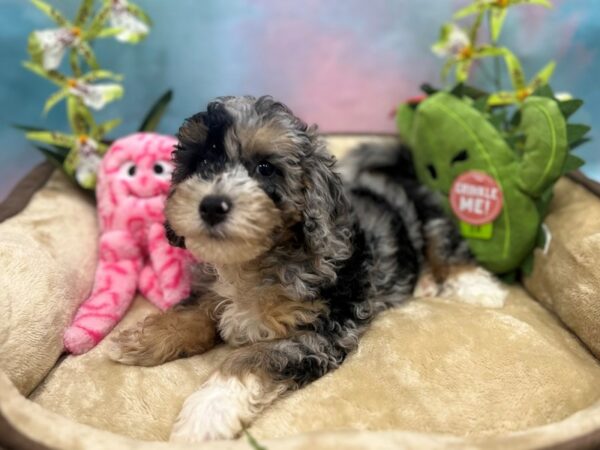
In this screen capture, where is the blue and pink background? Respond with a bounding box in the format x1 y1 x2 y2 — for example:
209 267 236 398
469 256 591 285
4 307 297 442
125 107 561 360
1 0 598 200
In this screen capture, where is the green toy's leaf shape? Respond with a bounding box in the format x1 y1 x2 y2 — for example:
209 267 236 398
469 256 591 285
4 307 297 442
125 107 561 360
30 0 69 26
78 41 99 70
43 88 69 114
450 83 465 98
520 252 535 275
74 0 94 26
489 109 508 130
96 118 122 137
535 186 554 217
244 431 267 450
531 84 554 99
562 154 585 174
499 271 518 284
26 131 75 148
558 99 583 119
456 60 472 82
139 89 173 132
566 124 591 145
517 96 568 197
396 103 417 148
85 5 111 39
512 0 553 7
67 96 94 134
505 132 526 150
569 137 591 151
503 49 526 91
35 146 68 167
490 8 508 41
529 61 556 92
22 62 66 86
453 2 484 19
488 91 517 106
81 70 123 82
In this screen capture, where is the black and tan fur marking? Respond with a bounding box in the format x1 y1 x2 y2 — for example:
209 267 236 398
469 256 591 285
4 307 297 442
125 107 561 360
109 96 505 443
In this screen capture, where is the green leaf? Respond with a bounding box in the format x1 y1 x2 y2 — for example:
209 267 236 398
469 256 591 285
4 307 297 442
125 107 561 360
473 95 489 112
529 60 556 91
490 8 508 41
27 32 44 66
512 0 553 7
468 11 485 43
43 88 69 114
244 431 267 450
503 49 526 91
488 91 517 106
472 45 506 59
139 89 173 131
69 48 82 77
566 124 591 145
96 118 122 137
456 60 472 82
453 2 486 19
85 4 111 39
67 96 94 134
30 0 69 27
81 70 123 82
96 27 122 38
558 99 583 119
74 0 94 26
22 61 67 86
12 124 49 132
562 154 585 173
26 131 75 148
77 41 99 70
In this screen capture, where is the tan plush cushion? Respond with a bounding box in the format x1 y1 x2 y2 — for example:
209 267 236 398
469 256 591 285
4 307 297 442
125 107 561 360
524 178 600 358
30 287 600 442
0 172 98 395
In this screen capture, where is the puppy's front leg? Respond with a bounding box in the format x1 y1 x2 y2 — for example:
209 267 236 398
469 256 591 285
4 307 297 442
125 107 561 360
170 332 340 443
109 294 220 366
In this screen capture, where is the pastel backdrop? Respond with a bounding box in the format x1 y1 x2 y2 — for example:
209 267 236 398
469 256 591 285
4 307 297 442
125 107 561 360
1 0 598 200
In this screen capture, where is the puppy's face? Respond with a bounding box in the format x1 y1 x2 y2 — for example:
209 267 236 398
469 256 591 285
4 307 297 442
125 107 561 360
166 97 312 265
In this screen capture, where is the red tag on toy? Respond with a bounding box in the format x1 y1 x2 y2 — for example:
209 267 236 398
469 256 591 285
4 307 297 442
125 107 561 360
449 171 503 226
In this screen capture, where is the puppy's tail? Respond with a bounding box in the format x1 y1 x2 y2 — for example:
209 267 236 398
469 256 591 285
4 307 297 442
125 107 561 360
337 139 417 185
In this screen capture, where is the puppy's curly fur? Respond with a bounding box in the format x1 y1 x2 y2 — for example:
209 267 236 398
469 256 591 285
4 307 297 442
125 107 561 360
109 95 506 443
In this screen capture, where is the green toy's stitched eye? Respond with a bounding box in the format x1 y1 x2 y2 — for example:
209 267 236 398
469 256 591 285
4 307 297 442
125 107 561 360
451 149 469 165
426 164 437 179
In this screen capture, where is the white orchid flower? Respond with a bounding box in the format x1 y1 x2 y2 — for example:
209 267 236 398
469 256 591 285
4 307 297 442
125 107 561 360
32 27 81 70
74 136 102 188
109 0 150 43
432 24 471 59
68 80 123 110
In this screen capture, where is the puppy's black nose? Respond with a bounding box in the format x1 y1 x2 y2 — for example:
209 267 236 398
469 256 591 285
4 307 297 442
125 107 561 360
199 195 232 226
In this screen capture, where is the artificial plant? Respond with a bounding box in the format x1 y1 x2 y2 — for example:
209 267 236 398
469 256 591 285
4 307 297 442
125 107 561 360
397 0 590 277
20 0 171 190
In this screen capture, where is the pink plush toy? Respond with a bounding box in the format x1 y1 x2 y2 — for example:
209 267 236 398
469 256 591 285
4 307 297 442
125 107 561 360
64 132 194 355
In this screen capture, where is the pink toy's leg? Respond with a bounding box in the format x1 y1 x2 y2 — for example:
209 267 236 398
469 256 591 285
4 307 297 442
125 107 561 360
144 222 192 311
64 230 142 355
139 264 165 307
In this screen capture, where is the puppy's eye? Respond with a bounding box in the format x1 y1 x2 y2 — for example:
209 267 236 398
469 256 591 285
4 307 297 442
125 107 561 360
120 162 137 178
256 161 275 177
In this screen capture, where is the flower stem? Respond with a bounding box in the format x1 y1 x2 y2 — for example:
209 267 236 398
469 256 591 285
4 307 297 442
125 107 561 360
487 9 502 91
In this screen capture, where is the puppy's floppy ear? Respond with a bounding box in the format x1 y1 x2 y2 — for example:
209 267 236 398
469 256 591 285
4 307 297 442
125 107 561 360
300 135 353 285
164 221 186 249
171 112 208 184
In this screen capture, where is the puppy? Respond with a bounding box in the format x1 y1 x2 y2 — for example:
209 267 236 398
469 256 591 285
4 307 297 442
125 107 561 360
109 95 506 442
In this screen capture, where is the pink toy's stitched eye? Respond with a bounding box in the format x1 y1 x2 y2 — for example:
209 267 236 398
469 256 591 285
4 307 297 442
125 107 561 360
120 162 137 178
152 160 173 179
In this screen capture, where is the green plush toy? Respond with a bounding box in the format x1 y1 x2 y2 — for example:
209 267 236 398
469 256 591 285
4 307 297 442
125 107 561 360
397 89 588 275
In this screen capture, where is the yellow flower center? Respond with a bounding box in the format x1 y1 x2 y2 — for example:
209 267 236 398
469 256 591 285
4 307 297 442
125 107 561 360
458 46 473 60
517 88 531 101
67 78 78 88
78 135 89 145
71 27 82 38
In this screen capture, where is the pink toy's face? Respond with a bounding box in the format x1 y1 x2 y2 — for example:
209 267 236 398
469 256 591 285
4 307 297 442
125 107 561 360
101 133 178 200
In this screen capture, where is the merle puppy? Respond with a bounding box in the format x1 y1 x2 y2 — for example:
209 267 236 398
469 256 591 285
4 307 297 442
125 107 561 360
109 95 506 442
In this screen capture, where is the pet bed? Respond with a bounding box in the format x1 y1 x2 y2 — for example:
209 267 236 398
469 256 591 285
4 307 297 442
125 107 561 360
1 135 600 450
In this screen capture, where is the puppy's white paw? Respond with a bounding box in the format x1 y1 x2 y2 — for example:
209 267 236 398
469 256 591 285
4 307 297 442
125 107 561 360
170 373 261 443
413 272 440 298
441 267 507 308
